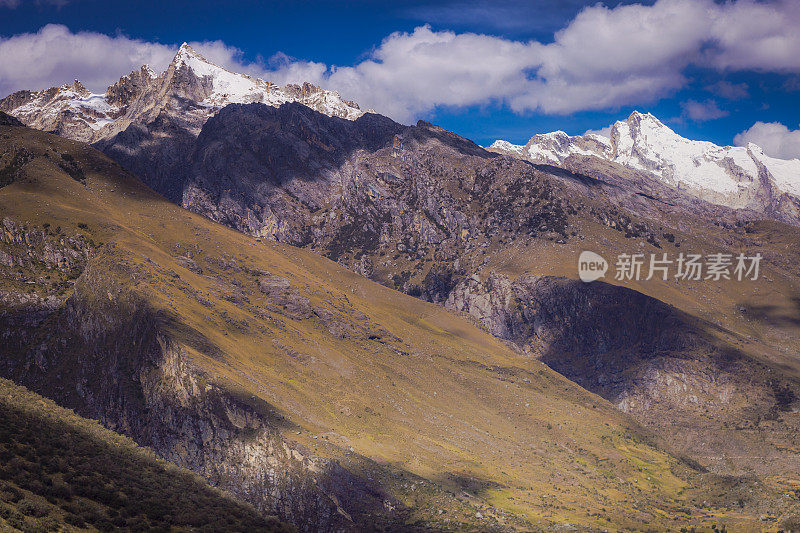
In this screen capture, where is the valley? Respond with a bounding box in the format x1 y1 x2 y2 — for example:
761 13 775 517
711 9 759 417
1 36 799 533
2 114 799 530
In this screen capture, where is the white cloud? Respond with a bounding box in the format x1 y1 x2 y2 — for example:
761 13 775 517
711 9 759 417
704 0 800 72
0 24 273 100
260 0 715 119
0 25 175 96
515 0 710 113
681 99 729 121
1 0 73 8
734 122 800 159
260 0 800 120
295 26 539 121
585 125 612 138
3 0 800 122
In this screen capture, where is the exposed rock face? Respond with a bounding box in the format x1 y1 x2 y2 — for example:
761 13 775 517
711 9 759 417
0 210 383 532
1 80 114 143
104 65 158 108
177 103 607 302
184 103 409 240
446 273 746 392
176 102 749 293
489 111 800 224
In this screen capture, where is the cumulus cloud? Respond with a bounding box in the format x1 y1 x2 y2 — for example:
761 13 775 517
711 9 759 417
267 25 540 121
0 25 175 96
0 24 270 99
259 0 800 121
704 0 800 72
511 0 710 113
260 0 716 119
1 0 72 8
734 122 800 159
3 0 800 122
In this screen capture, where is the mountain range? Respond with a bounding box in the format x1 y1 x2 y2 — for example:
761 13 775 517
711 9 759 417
489 111 800 224
2 43 800 532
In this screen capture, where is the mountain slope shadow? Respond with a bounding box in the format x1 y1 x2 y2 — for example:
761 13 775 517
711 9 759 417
95 113 198 203
5 90 800 532
446 273 800 478
96 102 406 205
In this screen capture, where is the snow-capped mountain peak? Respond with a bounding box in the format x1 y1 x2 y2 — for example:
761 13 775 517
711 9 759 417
170 43 235 79
488 111 800 219
173 42 199 65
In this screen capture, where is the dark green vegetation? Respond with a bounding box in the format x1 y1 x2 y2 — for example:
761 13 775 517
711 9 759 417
0 378 291 533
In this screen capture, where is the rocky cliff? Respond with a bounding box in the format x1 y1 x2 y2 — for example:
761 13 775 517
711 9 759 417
2 271 380 532
445 272 800 477
0 376 291 532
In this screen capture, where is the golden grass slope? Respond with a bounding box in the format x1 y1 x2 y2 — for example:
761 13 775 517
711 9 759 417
1 122 798 531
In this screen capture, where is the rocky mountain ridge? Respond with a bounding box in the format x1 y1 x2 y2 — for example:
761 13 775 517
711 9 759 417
7 94 799 488
0 43 365 144
489 111 800 223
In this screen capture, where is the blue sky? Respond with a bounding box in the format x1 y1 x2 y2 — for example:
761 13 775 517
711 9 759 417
1 0 800 156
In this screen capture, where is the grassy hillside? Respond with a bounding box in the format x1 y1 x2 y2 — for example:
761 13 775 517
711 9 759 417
153 100 800 497
1 121 798 530
0 378 290 533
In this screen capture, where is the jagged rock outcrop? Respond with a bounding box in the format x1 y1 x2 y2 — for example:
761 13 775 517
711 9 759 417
0 217 92 271
0 79 114 143
176 102 747 293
